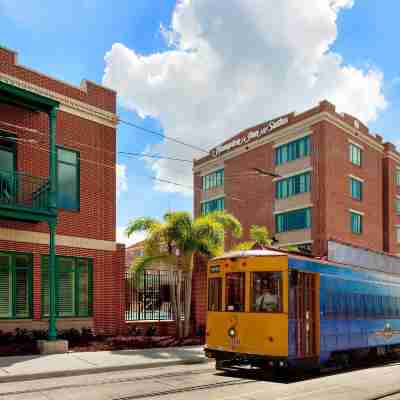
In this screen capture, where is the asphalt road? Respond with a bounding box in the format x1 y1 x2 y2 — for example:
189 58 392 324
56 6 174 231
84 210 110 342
2 360 400 400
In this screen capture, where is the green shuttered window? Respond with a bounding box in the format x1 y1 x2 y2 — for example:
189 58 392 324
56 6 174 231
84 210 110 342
275 136 310 165
350 212 363 234
276 172 311 199
275 208 311 233
349 144 362 166
350 177 363 201
201 197 225 215
202 169 224 191
396 170 400 186
0 252 32 319
397 199 400 215
41 256 93 318
57 147 80 210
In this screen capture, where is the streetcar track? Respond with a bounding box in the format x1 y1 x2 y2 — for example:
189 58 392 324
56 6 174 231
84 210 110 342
0 367 215 397
112 379 256 400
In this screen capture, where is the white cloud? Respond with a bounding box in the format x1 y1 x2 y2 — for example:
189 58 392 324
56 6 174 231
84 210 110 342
116 163 128 198
104 0 387 194
116 226 147 247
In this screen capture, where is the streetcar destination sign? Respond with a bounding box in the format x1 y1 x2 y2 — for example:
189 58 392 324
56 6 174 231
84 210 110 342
212 116 289 156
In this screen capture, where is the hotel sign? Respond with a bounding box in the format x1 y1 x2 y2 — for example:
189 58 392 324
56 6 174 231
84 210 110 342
212 116 289 156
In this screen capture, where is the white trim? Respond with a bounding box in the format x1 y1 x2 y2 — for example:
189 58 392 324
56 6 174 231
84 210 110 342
349 174 364 183
200 195 225 204
273 204 313 215
348 139 364 150
273 167 312 182
349 209 365 216
272 131 311 148
0 228 117 251
0 72 117 128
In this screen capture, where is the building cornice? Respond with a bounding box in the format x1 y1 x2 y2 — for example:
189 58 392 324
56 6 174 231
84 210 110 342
0 72 118 128
385 151 400 165
194 110 384 172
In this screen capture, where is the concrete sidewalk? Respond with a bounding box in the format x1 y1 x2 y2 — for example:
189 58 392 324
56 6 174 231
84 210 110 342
0 345 207 383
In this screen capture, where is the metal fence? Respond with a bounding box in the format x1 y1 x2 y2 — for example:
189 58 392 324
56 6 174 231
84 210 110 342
125 270 189 322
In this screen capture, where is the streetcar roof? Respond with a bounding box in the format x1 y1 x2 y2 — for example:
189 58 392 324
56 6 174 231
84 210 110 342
212 249 286 261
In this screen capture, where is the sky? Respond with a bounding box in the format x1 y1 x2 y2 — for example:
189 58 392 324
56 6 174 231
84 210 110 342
0 0 399 246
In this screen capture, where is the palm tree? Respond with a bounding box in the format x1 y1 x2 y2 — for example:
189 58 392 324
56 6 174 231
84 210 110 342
126 211 242 338
233 225 272 250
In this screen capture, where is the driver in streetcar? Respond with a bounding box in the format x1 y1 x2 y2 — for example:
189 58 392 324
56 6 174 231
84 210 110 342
254 280 278 312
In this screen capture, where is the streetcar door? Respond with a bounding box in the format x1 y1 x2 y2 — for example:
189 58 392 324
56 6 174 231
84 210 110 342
290 271 319 358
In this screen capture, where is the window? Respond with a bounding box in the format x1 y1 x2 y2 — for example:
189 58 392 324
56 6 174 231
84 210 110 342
41 256 92 317
275 136 310 165
350 212 363 234
396 199 400 215
225 273 245 312
350 177 363 201
397 169 400 186
0 252 32 319
276 172 311 199
208 278 222 311
57 147 79 210
202 169 224 192
201 197 225 215
349 143 362 166
397 227 400 243
275 208 311 233
251 272 282 313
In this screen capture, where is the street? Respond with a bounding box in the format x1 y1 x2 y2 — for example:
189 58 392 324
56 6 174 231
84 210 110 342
2 360 400 400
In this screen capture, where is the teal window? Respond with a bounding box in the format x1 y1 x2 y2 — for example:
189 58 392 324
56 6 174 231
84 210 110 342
0 252 32 319
41 256 93 317
349 144 362 166
202 169 224 191
275 208 311 233
201 197 225 215
350 177 363 201
350 212 363 234
57 147 80 210
396 170 400 186
396 199 400 215
276 172 311 199
275 136 310 165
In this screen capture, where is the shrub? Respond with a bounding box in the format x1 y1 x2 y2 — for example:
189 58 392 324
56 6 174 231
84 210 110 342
145 325 157 337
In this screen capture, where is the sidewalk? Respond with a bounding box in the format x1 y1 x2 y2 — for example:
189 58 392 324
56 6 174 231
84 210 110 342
0 345 207 383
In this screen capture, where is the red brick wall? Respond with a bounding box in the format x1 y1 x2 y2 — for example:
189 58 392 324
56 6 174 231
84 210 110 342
322 120 383 253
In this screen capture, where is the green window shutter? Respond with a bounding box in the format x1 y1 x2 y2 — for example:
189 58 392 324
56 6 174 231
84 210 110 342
41 256 49 317
57 258 75 317
77 259 91 316
57 147 80 210
15 254 31 318
0 253 11 318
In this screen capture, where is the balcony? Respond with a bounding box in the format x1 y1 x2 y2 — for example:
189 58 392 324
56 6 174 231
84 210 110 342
0 170 56 222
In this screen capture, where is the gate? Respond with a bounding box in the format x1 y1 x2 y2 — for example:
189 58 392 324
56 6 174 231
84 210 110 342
125 270 189 322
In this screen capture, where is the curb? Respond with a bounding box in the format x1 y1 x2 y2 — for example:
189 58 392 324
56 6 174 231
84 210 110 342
0 358 210 384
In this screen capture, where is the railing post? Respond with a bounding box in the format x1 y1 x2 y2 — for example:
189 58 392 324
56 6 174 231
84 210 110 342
47 107 58 341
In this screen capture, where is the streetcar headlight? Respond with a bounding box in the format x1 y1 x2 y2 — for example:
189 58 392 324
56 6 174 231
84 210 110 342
228 328 236 337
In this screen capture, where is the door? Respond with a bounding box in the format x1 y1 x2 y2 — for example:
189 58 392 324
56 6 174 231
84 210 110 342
290 271 319 358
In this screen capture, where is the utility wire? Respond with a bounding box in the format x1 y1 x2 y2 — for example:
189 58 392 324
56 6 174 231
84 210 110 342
118 118 210 154
119 152 193 164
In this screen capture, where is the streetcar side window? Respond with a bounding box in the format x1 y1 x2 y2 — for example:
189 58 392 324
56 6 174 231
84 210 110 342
251 272 282 313
208 278 222 311
225 273 245 312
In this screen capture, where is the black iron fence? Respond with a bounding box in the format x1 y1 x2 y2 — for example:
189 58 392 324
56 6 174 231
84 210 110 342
125 270 189 322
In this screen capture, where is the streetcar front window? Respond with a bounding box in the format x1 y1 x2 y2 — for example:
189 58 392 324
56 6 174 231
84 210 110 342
252 272 282 313
208 278 222 311
225 273 245 312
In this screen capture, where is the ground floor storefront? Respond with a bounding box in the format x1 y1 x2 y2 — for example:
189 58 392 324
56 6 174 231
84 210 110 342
0 238 125 336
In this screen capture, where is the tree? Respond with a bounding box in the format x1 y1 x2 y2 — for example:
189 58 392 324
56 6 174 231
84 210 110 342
233 225 272 251
126 211 242 338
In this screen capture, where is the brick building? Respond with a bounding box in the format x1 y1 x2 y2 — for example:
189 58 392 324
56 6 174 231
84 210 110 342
0 46 125 336
192 100 400 329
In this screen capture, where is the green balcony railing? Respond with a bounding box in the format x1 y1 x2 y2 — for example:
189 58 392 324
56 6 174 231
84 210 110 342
0 169 50 212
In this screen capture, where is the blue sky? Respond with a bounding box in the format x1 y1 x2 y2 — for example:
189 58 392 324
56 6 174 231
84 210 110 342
0 0 399 245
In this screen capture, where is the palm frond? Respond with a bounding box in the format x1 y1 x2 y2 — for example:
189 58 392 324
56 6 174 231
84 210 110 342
125 217 160 237
232 241 255 251
130 254 169 274
207 211 243 238
250 225 272 246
